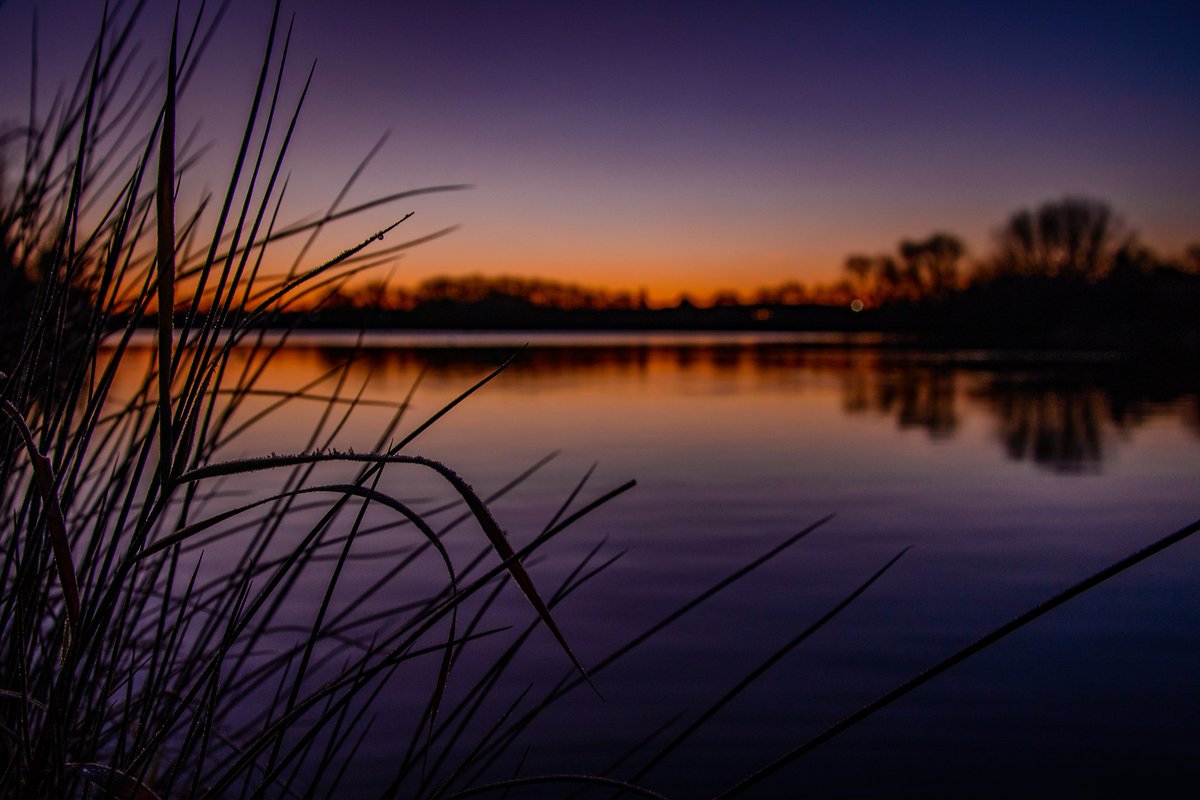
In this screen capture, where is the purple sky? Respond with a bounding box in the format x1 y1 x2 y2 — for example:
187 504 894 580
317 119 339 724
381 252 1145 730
2 1 1197 298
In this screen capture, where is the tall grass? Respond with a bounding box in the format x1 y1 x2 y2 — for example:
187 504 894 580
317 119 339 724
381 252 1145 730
3 4 1198 799
0 4 622 796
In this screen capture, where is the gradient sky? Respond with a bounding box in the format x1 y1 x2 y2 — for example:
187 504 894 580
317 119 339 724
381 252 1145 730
2 1 1198 299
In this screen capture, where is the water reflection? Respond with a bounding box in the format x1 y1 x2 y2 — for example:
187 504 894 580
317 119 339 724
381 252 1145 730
973 365 1200 472
974 375 1106 472
840 362 959 439
106 334 1200 797
310 340 1199 473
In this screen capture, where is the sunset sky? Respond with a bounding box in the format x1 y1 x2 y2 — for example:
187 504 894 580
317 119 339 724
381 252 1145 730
1 1 1197 300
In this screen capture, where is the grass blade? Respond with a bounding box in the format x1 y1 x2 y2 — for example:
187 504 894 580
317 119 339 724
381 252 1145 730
630 548 909 785
153 14 178 485
0 399 81 629
712 516 1200 799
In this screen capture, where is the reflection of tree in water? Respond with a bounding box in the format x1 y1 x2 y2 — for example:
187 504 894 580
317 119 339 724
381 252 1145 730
315 343 661 383
314 341 834 381
974 365 1200 473
304 342 1199 471
840 362 959 439
841 358 1200 472
983 382 1107 472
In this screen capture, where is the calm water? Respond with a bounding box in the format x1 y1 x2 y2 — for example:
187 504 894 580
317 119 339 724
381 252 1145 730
119 333 1200 797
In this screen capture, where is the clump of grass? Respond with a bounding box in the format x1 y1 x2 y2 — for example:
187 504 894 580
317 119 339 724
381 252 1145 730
0 5 623 796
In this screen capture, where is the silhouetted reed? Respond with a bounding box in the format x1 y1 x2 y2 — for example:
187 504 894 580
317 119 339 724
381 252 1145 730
0 4 616 795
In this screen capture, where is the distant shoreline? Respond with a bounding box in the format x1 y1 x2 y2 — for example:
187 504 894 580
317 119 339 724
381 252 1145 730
113 328 1200 368
119 303 1200 355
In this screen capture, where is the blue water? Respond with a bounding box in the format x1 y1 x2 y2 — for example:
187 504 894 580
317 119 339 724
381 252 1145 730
148 334 1200 797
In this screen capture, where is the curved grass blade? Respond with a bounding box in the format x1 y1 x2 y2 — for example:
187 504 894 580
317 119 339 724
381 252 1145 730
177 450 599 692
68 762 162 800
712 515 1200 799
463 516 832 782
1 399 81 630
630 548 909 786
153 15 178 485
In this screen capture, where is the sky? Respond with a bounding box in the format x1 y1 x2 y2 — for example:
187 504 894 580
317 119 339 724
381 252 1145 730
1 0 1198 300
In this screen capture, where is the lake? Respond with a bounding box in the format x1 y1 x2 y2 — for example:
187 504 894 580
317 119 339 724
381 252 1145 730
116 332 1200 797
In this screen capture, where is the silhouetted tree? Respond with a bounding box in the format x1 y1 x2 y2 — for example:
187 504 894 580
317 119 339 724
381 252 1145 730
753 280 808 305
810 278 854 306
0 185 96 405
777 280 808 305
711 289 742 306
843 255 874 303
842 234 963 306
873 255 904 302
674 293 697 310
405 274 642 311
1184 243 1200 274
989 197 1120 280
610 290 635 310
899 232 964 300
1110 238 1157 277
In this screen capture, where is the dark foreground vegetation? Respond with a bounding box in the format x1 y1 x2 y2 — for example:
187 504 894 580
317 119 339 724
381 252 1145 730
3 4 1199 798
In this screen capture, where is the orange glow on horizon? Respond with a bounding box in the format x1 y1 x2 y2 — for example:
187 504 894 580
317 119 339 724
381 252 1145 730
256 255 843 309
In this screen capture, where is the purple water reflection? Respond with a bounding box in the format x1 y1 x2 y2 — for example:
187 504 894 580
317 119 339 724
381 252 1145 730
119 334 1200 797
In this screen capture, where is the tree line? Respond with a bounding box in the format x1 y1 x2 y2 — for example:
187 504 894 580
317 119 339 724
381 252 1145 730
326 197 1197 315
331 274 650 312
840 196 1198 308
298 196 1200 348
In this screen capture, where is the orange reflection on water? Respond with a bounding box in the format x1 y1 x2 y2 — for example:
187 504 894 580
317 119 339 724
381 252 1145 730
104 334 1200 482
